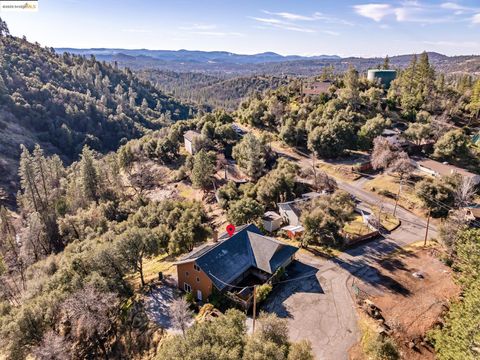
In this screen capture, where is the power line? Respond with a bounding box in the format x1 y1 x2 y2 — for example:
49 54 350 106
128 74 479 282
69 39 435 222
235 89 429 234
208 270 319 290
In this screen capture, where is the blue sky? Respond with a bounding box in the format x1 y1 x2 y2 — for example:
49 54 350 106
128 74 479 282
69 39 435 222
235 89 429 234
2 0 480 56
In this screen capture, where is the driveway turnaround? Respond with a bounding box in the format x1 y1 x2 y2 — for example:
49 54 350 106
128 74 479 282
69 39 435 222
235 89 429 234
262 255 359 360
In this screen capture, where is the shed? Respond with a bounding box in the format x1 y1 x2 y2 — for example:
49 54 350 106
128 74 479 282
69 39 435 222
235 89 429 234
262 211 283 233
183 130 201 155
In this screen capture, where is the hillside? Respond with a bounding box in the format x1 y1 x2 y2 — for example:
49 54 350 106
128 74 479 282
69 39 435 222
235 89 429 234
138 70 290 110
0 30 193 207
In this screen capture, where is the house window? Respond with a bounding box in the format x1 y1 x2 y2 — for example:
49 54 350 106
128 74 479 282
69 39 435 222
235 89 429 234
185 271 189 277
194 264 200 271
184 283 192 293
196 277 200 282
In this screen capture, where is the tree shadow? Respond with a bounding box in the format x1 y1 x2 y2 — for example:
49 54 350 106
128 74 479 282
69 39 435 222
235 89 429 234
339 236 421 296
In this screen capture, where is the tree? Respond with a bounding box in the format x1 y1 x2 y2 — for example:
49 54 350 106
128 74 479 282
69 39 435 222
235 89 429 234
255 159 298 208
61 286 118 358
454 176 477 209
170 298 193 336
382 55 390 70
415 178 455 218
232 133 269 180
18 145 63 254
371 137 396 170
467 79 480 118
31 331 72 360
116 227 164 287
433 129 470 160
430 229 480 360
288 340 314 360
227 197 265 225
301 191 354 248
157 309 247 360
191 150 216 190
358 115 391 150
79 146 99 203
307 120 356 158
404 122 432 145
0 17 9 36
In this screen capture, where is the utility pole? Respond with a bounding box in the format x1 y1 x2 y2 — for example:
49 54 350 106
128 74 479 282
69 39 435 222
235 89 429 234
424 210 431 247
393 178 402 217
252 285 257 334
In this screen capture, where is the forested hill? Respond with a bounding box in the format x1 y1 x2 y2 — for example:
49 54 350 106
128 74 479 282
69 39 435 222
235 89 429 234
138 70 290 110
0 22 193 206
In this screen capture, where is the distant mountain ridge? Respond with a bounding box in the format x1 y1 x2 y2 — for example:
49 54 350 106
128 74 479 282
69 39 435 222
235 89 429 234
54 48 480 76
55 48 341 64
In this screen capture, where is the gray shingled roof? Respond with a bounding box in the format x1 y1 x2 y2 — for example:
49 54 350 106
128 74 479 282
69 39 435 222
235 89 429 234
190 224 298 291
278 200 303 217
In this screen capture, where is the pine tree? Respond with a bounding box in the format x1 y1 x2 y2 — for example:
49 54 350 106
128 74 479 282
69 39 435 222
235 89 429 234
79 146 99 203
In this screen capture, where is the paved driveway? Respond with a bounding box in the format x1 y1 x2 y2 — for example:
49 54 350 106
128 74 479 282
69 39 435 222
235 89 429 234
262 256 359 360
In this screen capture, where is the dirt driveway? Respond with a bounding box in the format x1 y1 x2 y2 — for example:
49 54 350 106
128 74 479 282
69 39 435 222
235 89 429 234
262 255 360 360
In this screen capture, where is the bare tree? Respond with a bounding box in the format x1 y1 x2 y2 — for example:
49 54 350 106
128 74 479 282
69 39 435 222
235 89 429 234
62 286 118 359
371 137 396 170
31 331 72 360
170 297 193 336
454 176 477 208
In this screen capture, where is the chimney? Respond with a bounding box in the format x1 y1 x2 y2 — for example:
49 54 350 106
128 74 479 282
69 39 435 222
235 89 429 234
213 231 218 243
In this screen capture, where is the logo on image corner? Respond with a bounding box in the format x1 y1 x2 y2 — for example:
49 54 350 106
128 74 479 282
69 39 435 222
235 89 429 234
0 0 38 12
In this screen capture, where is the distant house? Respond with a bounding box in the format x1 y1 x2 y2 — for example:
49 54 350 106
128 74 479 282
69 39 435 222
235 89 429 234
183 130 201 155
302 80 332 95
174 224 298 304
262 211 283 232
414 158 480 185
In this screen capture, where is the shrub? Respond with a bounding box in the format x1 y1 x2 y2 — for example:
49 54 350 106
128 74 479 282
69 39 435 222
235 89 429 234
256 284 272 303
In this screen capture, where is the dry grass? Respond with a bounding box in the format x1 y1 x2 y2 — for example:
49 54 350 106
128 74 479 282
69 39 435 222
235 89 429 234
127 253 176 289
344 215 372 236
363 174 423 211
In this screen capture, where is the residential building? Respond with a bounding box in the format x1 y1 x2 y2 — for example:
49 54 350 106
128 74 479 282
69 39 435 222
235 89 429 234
183 130 201 155
174 224 298 303
414 158 480 185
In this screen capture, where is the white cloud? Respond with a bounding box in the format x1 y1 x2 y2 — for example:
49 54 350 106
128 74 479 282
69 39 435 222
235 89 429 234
473 13 480 24
190 31 244 37
353 4 393 22
270 11 316 21
251 17 283 25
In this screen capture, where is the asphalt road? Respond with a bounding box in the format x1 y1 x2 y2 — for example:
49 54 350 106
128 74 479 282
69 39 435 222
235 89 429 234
235 123 438 359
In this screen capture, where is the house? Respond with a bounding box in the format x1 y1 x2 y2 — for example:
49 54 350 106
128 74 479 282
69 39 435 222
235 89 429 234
278 200 303 227
414 158 480 185
262 211 283 232
278 199 306 239
302 80 332 95
174 224 298 303
183 130 201 155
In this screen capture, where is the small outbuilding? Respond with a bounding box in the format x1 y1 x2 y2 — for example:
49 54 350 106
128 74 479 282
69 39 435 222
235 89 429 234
262 211 283 233
183 130 201 155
